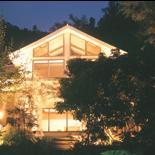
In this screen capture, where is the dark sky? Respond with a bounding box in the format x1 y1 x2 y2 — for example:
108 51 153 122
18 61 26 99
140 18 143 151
0 1 108 32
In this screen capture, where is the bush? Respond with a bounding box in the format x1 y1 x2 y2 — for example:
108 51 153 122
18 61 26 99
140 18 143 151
1 124 37 146
100 150 140 155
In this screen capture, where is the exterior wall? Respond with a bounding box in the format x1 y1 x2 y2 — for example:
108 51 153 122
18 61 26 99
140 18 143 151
8 26 127 133
26 79 85 132
9 26 126 78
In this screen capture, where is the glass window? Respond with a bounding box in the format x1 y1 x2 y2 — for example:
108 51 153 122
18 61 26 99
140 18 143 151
33 61 48 79
71 46 85 56
49 35 64 56
86 42 101 55
71 34 85 50
42 109 83 131
49 47 63 57
49 60 64 78
33 43 48 57
33 60 65 79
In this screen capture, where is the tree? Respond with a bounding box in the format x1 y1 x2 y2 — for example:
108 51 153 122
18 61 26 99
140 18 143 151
120 2 155 149
2 86 38 145
0 17 21 91
69 14 97 36
49 21 68 32
48 15 97 37
97 1 142 55
0 17 38 146
49 2 143 57
120 1 155 46
0 16 6 53
5 22 47 51
32 25 40 32
56 53 139 145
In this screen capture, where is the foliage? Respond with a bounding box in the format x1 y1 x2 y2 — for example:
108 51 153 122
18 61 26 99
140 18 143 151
56 41 155 146
97 2 143 55
49 21 68 32
5 21 47 51
0 16 6 53
49 14 97 37
2 86 38 145
120 1 155 45
56 54 138 144
0 17 21 91
32 1 155 151
0 16 38 146
1 15 47 52
1 124 36 146
49 2 143 56
119 1 155 149
100 150 138 155
69 14 97 36
0 1 154 152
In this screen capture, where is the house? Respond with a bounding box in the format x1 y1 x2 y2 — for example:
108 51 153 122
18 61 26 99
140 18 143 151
8 24 127 136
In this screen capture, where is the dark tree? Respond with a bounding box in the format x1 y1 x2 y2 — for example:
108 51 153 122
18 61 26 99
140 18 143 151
56 54 140 144
97 1 143 55
0 16 6 53
120 1 155 45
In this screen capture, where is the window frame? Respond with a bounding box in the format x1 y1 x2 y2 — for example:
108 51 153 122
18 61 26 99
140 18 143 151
32 59 65 79
33 34 65 58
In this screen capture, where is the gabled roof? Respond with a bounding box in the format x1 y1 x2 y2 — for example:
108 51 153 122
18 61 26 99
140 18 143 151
15 24 126 53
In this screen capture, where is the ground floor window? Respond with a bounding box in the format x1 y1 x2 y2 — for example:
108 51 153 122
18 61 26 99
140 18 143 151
42 108 84 131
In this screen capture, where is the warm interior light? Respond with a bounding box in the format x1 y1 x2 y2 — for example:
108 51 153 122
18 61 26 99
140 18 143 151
0 112 4 119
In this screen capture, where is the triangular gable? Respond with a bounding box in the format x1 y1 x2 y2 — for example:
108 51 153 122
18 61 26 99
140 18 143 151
12 24 127 55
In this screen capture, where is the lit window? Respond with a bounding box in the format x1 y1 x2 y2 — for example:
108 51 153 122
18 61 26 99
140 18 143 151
33 43 48 57
71 34 85 50
42 109 84 132
86 42 101 55
49 60 64 63
71 34 86 56
33 60 65 79
71 46 85 56
49 35 64 56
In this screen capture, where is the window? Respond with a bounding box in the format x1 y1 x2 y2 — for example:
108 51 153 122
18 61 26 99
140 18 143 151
70 34 101 56
71 34 85 49
49 35 64 56
33 35 64 57
86 42 101 55
33 43 48 57
48 60 64 78
33 60 48 78
71 34 85 56
33 60 64 79
71 46 85 56
42 108 83 131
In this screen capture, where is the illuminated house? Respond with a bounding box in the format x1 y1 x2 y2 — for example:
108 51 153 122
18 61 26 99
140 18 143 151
9 25 126 135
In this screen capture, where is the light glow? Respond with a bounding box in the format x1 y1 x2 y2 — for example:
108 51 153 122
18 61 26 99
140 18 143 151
0 112 4 119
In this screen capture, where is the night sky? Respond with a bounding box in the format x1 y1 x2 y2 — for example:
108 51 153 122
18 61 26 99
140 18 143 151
0 1 108 32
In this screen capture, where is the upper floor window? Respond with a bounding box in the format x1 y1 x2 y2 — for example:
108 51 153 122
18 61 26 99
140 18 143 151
86 42 101 55
33 35 64 57
49 35 64 56
33 43 48 57
70 34 101 56
71 34 85 56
